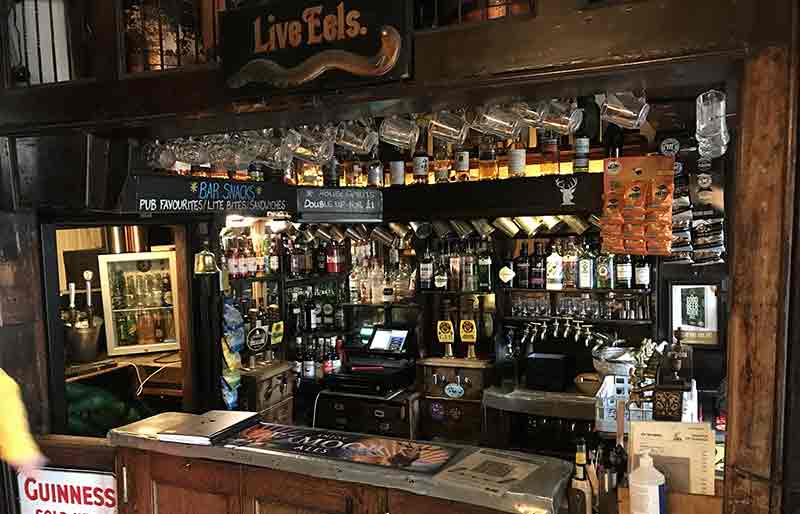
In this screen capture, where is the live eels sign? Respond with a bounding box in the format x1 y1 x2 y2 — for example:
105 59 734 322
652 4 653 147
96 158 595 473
221 0 411 90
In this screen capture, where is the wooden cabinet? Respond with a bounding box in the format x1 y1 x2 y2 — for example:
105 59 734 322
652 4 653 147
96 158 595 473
117 450 386 514
242 466 385 514
117 450 242 514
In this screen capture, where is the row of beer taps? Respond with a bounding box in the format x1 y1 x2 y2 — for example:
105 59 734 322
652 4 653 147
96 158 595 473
506 318 614 358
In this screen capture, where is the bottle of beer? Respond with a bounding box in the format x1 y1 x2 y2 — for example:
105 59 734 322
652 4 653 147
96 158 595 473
568 438 593 514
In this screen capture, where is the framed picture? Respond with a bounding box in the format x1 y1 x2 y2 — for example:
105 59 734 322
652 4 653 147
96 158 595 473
671 285 719 346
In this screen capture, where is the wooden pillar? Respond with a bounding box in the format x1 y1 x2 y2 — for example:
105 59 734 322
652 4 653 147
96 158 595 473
725 44 798 513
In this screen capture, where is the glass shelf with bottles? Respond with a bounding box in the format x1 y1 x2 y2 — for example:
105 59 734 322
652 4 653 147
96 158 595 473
496 235 654 292
346 242 416 305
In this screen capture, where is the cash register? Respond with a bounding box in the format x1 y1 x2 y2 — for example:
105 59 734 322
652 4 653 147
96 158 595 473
324 325 416 396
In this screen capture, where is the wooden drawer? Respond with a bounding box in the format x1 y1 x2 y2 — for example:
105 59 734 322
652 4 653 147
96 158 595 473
421 398 482 444
315 391 420 439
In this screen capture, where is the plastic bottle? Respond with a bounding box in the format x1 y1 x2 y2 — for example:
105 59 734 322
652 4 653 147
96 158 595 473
629 452 666 514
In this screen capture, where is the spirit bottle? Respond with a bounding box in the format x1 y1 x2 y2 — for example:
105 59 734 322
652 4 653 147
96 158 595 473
478 136 499 180
573 135 590 174
390 160 406 187
615 254 634 289
546 242 564 291
498 249 515 289
448 241 462 291
323 152 341 187
419 244 434 290
461 240 477 292
508 134 527 178
514 243 530 288
302 339 316 380
434 142 453 183
562 237 579 289
541 137 560 175
477 238 494 292
455 148 471 182
433 245 450 291
316 240 328 274
367 153 383 188
268 235 282 274
369 257 384 304
634 256 651 289
577 243 596 289
529 242 546 290
297 162 323 187
596 251 615 289
413 127 430 185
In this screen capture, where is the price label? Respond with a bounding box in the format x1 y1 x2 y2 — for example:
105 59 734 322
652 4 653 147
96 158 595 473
460 320 477 343
270 321 284 346
437 321 455 343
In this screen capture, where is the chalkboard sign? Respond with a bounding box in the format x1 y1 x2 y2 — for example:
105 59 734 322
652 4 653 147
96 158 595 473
297 187 382 223
119 174 296 215
220 0 411 92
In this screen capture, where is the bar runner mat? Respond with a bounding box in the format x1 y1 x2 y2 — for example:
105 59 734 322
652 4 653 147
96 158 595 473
223 423 458 474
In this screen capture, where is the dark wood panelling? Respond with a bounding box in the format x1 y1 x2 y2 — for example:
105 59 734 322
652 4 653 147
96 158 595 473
725 45 797 514
242 465 385 514
36 435 115 471
14 134 88 209
0 212 49 433
415 0 750 83
388 490 502 514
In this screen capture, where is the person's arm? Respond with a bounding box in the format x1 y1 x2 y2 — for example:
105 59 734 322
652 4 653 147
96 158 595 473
0 369 45 473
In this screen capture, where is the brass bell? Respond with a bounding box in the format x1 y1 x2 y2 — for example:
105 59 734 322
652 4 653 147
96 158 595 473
194 243 219 275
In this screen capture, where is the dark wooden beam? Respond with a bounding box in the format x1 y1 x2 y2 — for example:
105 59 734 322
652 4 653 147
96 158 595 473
0 0 748 137
725 44 798 514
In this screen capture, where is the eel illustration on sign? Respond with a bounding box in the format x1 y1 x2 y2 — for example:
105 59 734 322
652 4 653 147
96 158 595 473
227 25 402 89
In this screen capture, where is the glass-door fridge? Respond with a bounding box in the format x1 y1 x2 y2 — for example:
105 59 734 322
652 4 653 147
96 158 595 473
98 251 182 356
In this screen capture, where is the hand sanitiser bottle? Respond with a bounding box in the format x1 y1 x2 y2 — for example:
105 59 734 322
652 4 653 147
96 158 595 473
629 452 666 514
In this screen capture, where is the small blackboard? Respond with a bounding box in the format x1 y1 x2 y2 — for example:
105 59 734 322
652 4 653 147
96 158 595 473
297 187 383 223
120 174 296 216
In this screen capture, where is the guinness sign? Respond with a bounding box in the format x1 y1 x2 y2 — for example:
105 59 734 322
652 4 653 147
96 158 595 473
221 1 411 90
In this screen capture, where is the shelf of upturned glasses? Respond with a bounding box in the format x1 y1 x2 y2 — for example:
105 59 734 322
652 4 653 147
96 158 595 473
503 288 651 294
112 306 174 313
503 316 652 326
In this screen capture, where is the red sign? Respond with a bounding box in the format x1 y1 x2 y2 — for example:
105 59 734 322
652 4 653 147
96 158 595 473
18 468 117 514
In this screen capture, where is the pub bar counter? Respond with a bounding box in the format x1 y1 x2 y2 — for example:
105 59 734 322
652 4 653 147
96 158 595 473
109 413 572 514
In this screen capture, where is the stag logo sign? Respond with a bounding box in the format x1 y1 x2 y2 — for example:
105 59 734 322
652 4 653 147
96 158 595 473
555 176 579 206
18 468 117 514
221 1 411 91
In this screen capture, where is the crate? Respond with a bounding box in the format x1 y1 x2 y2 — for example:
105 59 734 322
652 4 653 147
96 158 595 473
595 376 698 434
